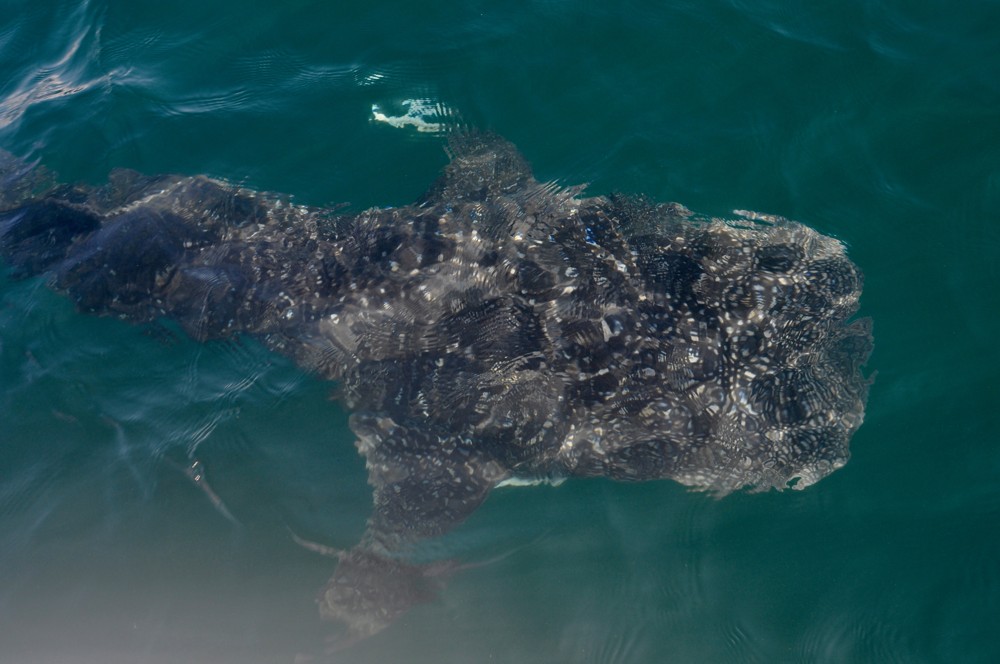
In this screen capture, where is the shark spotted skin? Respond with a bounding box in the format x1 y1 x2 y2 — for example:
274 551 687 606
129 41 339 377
0 135 872 641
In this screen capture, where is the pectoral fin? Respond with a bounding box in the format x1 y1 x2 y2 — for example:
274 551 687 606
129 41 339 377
350 412 507 546
307 413 506 644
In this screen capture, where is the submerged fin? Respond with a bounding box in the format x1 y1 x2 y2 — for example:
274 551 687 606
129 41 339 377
350 413 506 545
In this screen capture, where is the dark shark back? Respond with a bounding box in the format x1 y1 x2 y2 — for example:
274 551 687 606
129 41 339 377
0 137 872 642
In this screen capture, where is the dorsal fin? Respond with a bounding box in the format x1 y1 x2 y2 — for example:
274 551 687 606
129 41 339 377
419 132 535 204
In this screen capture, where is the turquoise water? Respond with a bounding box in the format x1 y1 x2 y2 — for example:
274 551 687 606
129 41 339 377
1 1 998 662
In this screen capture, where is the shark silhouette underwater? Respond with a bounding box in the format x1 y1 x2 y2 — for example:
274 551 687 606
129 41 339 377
0 134 872 642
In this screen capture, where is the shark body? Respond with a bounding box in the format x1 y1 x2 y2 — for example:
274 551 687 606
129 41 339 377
0 135 872 640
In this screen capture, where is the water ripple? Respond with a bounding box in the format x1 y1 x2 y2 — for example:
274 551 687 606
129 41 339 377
798 610 918 663
726 0 857 51
0 0 119 133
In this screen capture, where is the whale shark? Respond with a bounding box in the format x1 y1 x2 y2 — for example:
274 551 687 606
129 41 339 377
0 134 872 642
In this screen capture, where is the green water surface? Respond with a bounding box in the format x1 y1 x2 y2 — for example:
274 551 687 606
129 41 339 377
1 1 998 662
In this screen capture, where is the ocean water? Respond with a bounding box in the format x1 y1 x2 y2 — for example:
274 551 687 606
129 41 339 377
1 1 998 662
